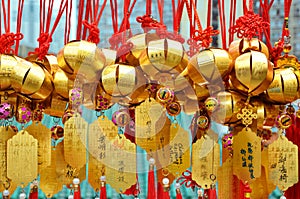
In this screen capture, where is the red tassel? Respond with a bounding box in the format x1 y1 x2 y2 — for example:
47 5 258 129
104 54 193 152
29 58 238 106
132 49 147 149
147 158 156 199
207 188 217 199
29 191 38 199
100 176 107 199
29 180 38 199
239 181 251 199
157 182 170 199
285 114 300 199
175 182 182 199
148 169 156 198
73 178 81 199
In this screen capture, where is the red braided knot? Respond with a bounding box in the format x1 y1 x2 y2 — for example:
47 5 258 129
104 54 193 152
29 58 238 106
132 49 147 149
30 32 52 60
230 11 270 40
187 26 219 56
0 32 23 54
83 20 100 44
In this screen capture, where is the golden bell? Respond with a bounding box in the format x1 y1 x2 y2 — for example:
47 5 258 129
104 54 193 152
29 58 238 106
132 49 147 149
53 68 73 99
57 40 106 82
139 38 188 80
186 48 233 84
213 91 246 124
230 51 274 96
126 33 160 66
0 54 19 90
228 38 269 60
265 68 299 104
101 48 117 66
101 64 141 97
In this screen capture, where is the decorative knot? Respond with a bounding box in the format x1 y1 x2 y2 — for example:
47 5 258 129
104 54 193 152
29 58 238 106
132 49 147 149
177 170 200 191
230 11 269 40
156 29 185 44
109 33 124 49
187 26 219 56
29 32 52 60
0 32 23 54
136 14 165 32
117 42 133 61
83 20 100 44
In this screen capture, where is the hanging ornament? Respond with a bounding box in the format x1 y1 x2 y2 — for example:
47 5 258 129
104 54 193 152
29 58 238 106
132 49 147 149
166 101 181 116
51 124 64 140
112 109 131 127
53 68 73 99
228 38 269 61
39 148 64 198
217 157 234 199
57 40 106 82
204 97 219 114
16 101 32 124
0 103 14 120
147 158 156 199
72 178 81 199
64 114 88 170
26 123 52 172
0 55 19 90
187 49 233 84
100 176 107 199
192 135 220 187
267 129 298 191
28 179 38 199
265 68 299 104
7 130 38 185
233 106 261 182
213 91 246 124
69 88 83 109
230 50 274 96
105 134 137 192
156 87 175 105
139 38 188 81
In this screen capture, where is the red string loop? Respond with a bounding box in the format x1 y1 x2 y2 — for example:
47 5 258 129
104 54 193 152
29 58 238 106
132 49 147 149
82 20 100 44
0 32 23 54
230 11 270 40
177 170 200 191
30 32 52 60
156 29 185 44
136 15 163 32
116 42 133 62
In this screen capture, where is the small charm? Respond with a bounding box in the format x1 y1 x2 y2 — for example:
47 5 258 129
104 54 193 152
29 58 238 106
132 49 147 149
96 94 111 111
277 114 292 129
237 107 257 127
196 115 210 130
156 87 174 104
166 101 181 116
0 103 14 120
204 97 219 113
69 88 83 108
16 105 32 124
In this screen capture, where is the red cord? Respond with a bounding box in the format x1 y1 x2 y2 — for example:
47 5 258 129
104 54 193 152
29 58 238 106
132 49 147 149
157 0 164 24
29 0 68 59
82 0 107 44
0 0 24 54
64 0 72 44
218 0 227 49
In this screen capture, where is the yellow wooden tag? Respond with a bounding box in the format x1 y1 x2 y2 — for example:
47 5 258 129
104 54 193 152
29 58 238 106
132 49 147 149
192 136 220 186
55 142 86 185
217 157 233 199
167 124 191 176
64 114 87 170
155 116 171 168
0 127 15 182
250 166 273 199
267 136 298 190
106 134 136 192
88 117 110 190
135 99 165 154
88 155 105 190
232 128 261 182
26 123 51 172
40 148 63 198
7 130 38 185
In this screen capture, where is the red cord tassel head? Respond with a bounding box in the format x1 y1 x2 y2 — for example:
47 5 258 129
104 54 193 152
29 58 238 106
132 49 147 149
147 158 156 199
175 183 183 199
73 178 81 199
